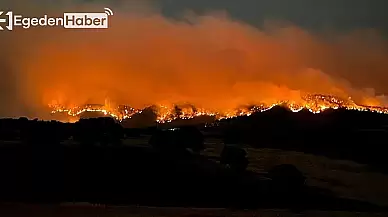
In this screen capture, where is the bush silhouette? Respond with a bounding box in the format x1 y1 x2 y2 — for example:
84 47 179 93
176 126 205 153
220 145 249 173
73 117 123 146
20 120 64 146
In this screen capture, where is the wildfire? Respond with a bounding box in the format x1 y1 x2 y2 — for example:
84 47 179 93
49 94 388 123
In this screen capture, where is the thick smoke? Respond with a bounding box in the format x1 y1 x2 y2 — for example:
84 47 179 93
1 0 388 119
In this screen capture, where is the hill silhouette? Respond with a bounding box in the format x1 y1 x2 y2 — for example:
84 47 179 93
206 106 388 170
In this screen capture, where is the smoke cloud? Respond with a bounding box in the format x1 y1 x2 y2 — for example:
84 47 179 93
1 0 388 119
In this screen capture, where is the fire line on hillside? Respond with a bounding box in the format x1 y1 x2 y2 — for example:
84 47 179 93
49 94 388 123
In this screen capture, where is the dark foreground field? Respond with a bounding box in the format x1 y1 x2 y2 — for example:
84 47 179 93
0 138 387 214
1 109 388 215
0 203 387 217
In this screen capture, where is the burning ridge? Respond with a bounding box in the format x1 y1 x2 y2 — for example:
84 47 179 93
49 94 388 123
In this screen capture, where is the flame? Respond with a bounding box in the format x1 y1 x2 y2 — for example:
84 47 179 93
49 94 388 124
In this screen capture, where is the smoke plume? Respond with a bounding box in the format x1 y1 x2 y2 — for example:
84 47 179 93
1 0 388 119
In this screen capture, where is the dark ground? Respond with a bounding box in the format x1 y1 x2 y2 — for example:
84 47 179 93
0 140 386 212
1 108 388 215
0 203 387 217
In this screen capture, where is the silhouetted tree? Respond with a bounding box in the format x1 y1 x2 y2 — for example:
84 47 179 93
20 120 63 146
176 126 205 153
220 145 249 173
73 117 123 146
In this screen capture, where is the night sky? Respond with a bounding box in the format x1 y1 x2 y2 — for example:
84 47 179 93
157 0 388 33
7 0 386 32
